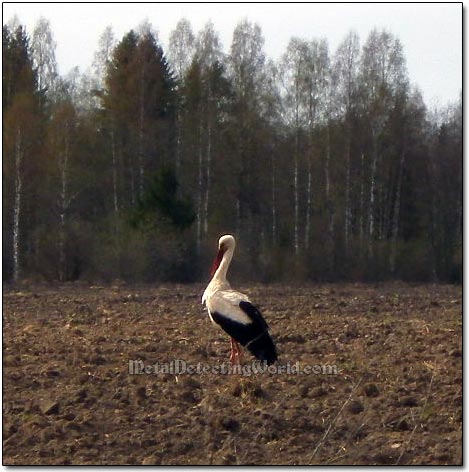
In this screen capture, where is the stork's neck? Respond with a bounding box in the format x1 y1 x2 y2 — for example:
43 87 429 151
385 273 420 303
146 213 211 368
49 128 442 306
213 246 234 282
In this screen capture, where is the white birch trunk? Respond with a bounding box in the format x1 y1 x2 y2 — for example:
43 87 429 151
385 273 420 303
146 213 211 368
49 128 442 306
378 180 386 241
59 131 70 282
203 114 211 236
12 128 22 283
368 135 378 259
236 198 241 239
325 134 331 202
294 127 299 256
110 127 119 216
271 150 276 244
292 70 300 257
138 75 145 199
431 195 438 282
175 109 182 173
304 157 312 249
456 196 462 241
359 152 365 249
325 123 334 239
196 122 203 251
129 164 135 207
305 77 315 252
344 134 351 254
389 150 405 274
382 185 391 240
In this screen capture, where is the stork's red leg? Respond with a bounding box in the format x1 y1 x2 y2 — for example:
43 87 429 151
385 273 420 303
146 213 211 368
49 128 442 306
236 341 243 365
232 339 243 366
229 338 236 365
230 338 244 366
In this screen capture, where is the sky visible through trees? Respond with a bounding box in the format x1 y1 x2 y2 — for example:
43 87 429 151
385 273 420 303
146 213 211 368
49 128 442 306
2 17 462 284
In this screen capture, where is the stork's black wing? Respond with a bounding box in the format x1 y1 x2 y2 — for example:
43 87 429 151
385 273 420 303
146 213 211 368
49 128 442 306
239 301 270 331
239 301 277 365
210 299 277 365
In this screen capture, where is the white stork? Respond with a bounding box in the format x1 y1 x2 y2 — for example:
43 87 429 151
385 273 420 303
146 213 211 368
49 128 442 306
202 235 277 365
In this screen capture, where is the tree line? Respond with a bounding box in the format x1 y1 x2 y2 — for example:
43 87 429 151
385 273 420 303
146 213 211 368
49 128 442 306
2 17 462 284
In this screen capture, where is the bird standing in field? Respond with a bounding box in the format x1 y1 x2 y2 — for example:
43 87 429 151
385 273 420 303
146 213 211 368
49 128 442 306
202 235 277 365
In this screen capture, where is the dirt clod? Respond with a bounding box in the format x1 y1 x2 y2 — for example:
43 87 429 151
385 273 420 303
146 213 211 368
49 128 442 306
449 349 462 357
311 386 328 398
345 321 359 338
40 401 59 415
346 400 364 414
221 417 240 432
400 396 419 407
363 383 380 397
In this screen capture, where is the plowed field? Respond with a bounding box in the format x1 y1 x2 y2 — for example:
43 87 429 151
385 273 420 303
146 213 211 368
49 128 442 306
3 282 462 465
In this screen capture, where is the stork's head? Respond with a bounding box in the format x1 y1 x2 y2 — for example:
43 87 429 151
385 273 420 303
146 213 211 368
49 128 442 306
211 234 236 277
218 234 235 252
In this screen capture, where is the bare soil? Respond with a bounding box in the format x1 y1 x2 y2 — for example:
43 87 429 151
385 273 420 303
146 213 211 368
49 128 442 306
3 282 462 465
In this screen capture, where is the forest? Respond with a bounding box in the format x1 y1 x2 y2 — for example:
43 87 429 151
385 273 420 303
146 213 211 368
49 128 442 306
2 17 462 284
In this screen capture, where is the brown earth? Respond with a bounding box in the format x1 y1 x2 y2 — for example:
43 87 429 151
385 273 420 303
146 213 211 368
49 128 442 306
3 282 462 465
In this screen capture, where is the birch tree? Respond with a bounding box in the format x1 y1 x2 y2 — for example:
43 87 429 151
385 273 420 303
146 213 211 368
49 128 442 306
169 19 195 172
182 60 204 250
279 38 309 256
48 101 77 280
5 109 27 282
32 17 58 96
92 25 116 91
304 39 330 250
180 22 229 250
93 27 118 215
168 18 195 80
262 60 282 244
195 22 224 237
229 20 267 244
3 25 40 282
359 29 407 260
333 31 360 254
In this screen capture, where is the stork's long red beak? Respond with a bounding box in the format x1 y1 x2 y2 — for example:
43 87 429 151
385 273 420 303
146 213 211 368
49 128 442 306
210 247 225 277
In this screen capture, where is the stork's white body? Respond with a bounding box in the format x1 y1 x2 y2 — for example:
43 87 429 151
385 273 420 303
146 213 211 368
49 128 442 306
202 235 277 365
202 235 251 325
